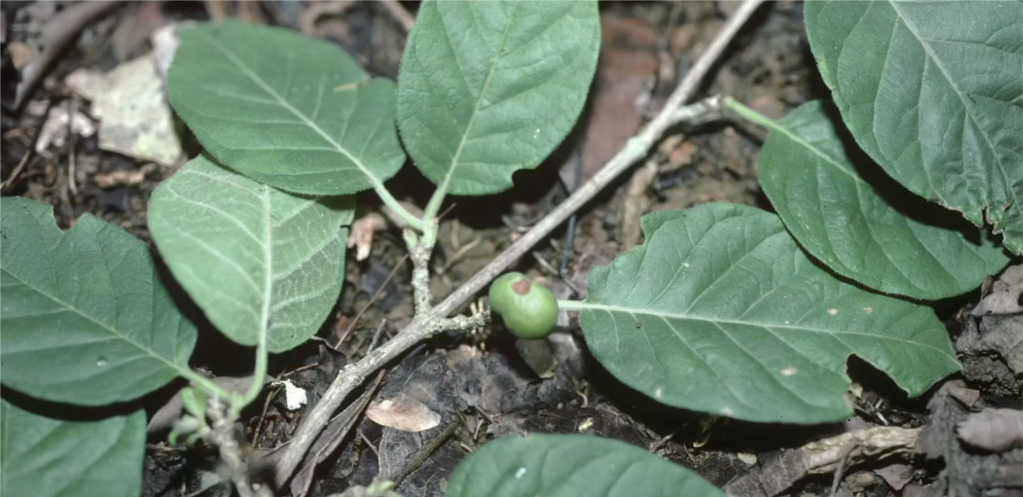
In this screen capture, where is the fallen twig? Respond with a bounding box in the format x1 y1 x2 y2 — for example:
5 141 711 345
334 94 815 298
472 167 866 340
724 426 920 497
12 1 122 114
2 99 55 188
273 0 766 487
380 0 416 33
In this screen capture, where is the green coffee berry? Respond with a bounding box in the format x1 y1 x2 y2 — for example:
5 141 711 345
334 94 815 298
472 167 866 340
489 272 558 339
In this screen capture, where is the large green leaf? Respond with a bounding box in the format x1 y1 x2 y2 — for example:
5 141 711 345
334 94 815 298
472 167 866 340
0 198 196 406
573 203 960 424
0 399 145 497
397 0 600 196
168 21 405 196
148 155 354 353
752 100 1009 299
447 434 724 497
805 0 1023 254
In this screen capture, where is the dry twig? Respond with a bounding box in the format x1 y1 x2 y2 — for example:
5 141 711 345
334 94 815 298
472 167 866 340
12 1 122 114
380 0 416 33
273 0 766 487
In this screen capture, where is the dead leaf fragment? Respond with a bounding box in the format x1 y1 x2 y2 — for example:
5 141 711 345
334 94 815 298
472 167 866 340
347 212 388 261
367 393 441 433
945 382 981 408
957 408 1023 452
151 23 182 84
558 12 659 189
66 54 182 166
972 264 1023 316
874 463 915 492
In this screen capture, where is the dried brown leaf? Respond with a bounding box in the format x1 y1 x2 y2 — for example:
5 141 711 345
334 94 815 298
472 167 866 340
367 393 441 433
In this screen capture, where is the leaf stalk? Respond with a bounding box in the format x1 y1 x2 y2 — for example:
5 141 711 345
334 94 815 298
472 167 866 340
374 182 426 231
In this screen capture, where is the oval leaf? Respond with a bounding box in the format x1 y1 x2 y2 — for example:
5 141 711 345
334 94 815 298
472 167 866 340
805 0 1023 254
168 21 405 195
397 0 600 196
0 198 197 406
754 100 1009 299
0 400 145 497
148 155 354 353
575 203 960 424
447 434 724 497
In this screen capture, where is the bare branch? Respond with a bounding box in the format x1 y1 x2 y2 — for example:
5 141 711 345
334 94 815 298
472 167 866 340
273 0 766 487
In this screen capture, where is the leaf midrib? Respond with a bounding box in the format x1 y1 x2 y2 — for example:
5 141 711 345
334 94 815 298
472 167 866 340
191 28 383 188
887 0 1013 192
258 187 273 351
0 268 190 378
767 115 959 288
432 1 522 195
572 301 957 360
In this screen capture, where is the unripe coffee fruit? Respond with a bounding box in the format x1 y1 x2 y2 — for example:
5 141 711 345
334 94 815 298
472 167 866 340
488 272 558 339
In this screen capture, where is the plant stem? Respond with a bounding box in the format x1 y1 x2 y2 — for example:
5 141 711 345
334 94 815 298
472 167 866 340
180 369 234 400
208 397 263 497
722 97 779 131
556 299 586 311
374 181 426 231
235 326 268 413
422 185 446 227
274 0 766 485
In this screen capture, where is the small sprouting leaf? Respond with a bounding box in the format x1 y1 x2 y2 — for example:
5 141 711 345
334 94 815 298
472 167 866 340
805 0 1023 254
148 155 354 352
447 434 724 497
180 387 207 420
168 21 405 195
397 0 600 196
0 198 197 406
576 203 960 424
754 101 1009 299
0 399 145 497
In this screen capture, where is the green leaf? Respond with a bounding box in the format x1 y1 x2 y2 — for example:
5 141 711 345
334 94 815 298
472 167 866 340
0 198 196 406
148 155 354 353
573 203 960 424
751 100 1009 299
168 21 405 196
1 400 145 497
397 0 600 196
805 0 1023 254
447 434 724 497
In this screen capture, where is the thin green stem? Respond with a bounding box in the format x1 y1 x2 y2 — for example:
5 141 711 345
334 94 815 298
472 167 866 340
723 96 780 132
422 185 446 226
557 299 587 311
235 328 268 413
374 181 426 231
181 369 234 400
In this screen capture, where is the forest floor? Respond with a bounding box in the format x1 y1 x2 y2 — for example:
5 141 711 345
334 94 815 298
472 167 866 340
1 2 1019 497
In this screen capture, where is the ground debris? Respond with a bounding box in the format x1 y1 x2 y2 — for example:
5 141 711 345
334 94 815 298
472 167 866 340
918 380 1023 497
958 266 1023 377
958 408 1023 452
723 426 919 497
66 53 182 166
367 394 442 433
